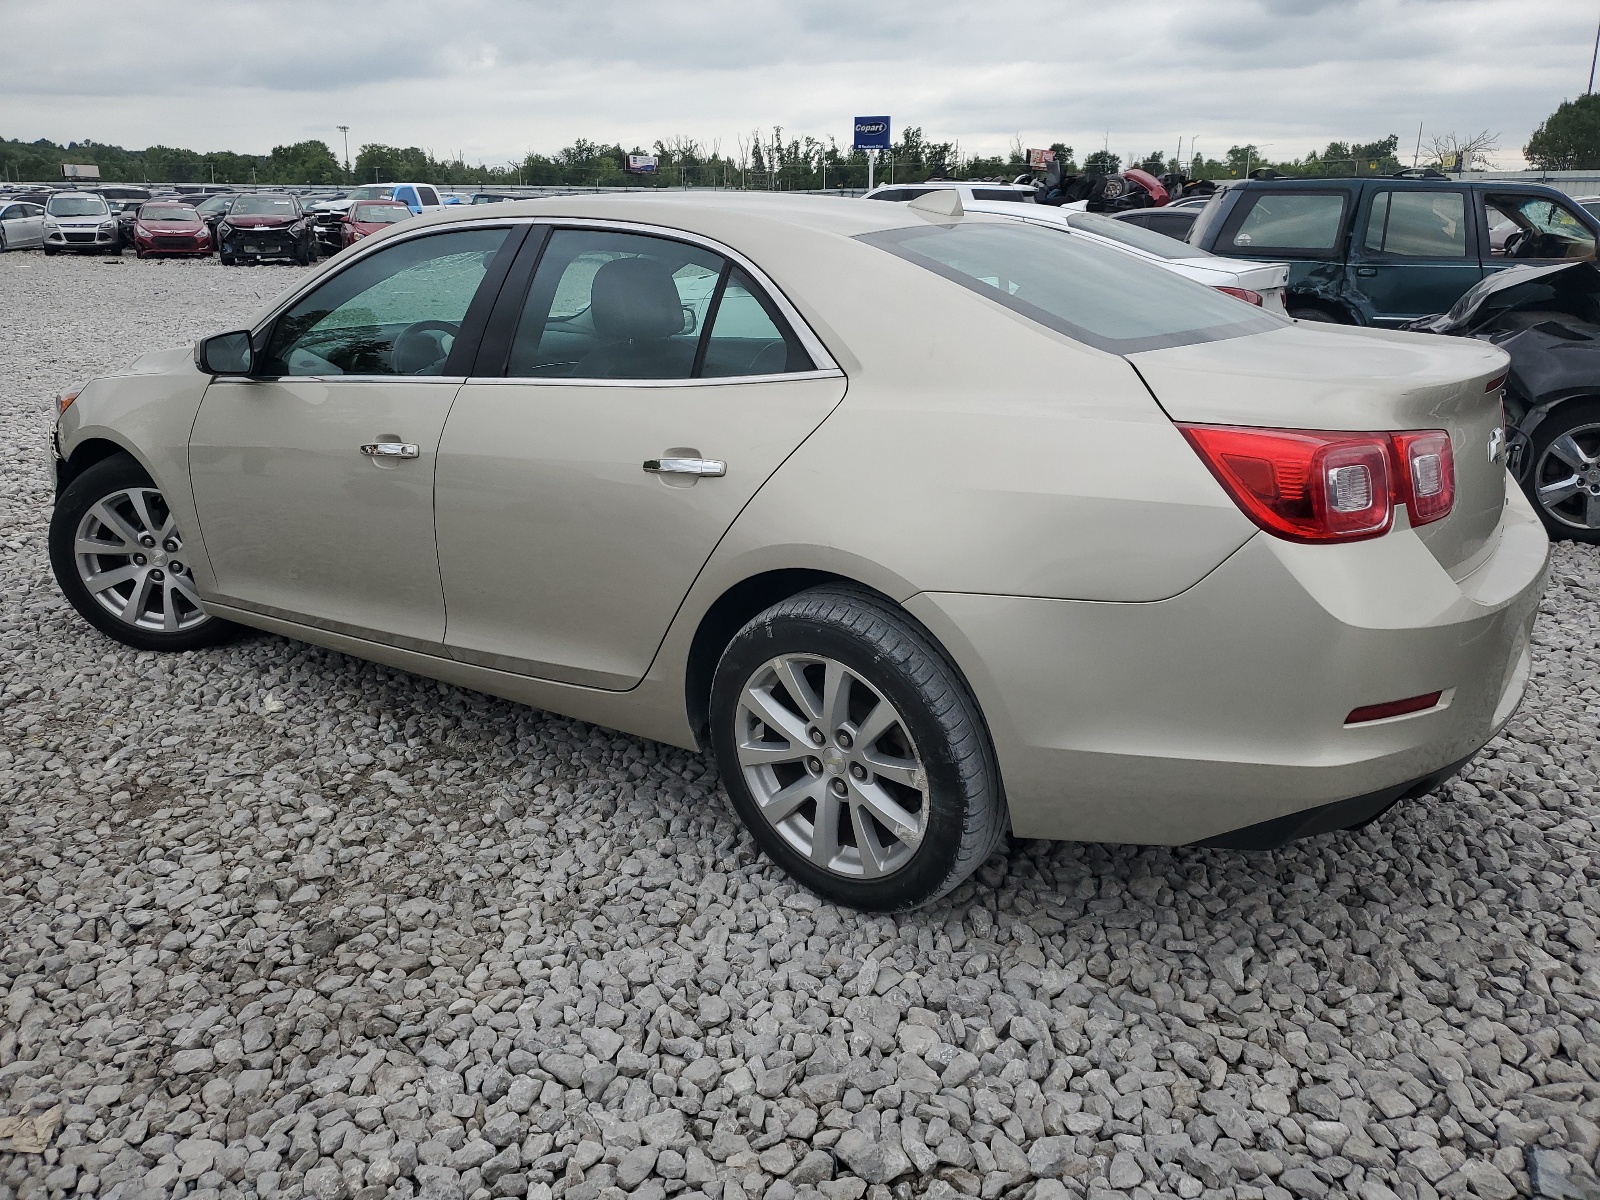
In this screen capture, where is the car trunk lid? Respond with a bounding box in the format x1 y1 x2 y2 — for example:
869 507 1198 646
1130 322 1511 576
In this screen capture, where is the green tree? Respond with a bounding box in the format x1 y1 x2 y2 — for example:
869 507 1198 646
1083 149 1120 175
1526 95 1600 169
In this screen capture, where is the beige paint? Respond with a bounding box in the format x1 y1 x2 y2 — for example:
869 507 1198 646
56 193 1550 849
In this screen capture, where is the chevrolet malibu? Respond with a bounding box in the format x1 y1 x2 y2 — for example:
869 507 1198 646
48 193 1548 910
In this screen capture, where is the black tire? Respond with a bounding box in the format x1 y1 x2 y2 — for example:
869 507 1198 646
1523 399 1600 544
49 455 240 652
709 586 1005 911
43 247 58 256
220 252 235 266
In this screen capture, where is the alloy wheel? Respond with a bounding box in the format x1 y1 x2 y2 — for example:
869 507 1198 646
73 487 210 633
1535 424 1600 532
734 653 929 879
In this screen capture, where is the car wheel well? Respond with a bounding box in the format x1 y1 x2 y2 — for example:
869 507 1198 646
1286 298 1355 324
685 569 863 746
58 440 143 496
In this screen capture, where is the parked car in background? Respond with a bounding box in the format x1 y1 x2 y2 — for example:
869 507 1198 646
864 181 1037 205
341 199 412 247
131 202 213 258
470 193 521 205
1187 175 1600 325
309 184 444 253
47 194 1543 909
217 194 315 265
871 184 1290 311
193 193 238 239
0 200 47 251
42 192 122 255
1112 206 1200 241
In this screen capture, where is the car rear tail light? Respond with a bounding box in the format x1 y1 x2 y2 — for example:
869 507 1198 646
1485 372 1507 393
1391 430 1454 525
1178 424 1456 542
1345 691 1443 724
1213 286 1263 306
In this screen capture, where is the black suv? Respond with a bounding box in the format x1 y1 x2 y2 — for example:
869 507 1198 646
1187 174 1600 325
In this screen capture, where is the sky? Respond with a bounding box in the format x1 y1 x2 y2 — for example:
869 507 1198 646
2 0 1595 171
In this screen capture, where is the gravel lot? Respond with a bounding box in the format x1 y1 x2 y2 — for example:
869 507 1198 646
3 251 1600 1200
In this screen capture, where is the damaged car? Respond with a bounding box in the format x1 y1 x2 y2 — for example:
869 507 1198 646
1405 260 1600 542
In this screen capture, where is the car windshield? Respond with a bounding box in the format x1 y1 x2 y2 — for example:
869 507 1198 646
860 220 1283 354
1062 211 1210 259
231 196 298 216
47 195 109 217
197 196 234 213
141 205 198 222
350 186 395 201
353 204 410 223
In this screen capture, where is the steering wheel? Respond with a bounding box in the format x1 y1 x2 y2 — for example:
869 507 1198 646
1502 229 1528 258
391 320 461 375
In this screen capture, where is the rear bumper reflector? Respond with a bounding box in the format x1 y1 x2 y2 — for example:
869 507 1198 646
1345 691 1444 725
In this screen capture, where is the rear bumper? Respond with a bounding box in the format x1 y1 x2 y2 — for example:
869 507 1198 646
906 479 1548 845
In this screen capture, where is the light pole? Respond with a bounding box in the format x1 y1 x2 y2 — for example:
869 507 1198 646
1589 7 1600 93
337 126 351 180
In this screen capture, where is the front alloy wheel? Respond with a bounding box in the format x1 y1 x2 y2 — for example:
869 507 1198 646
1527 403 1600 543
711 586 1005 910
50 455 238 651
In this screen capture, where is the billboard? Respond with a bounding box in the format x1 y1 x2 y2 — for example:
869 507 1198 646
853 117 891 151
627 154 658 174
1025 148 1055 171
62 164 101 180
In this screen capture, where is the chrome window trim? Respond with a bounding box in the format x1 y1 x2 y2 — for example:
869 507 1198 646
462 368 844 390
214 375 469 386
250 214 842 378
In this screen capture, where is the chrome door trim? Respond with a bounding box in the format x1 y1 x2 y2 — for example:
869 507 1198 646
461 368 844 390
201 593 451 658
247 213 844 376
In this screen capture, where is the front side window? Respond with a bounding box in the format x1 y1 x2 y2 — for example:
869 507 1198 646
1225 191 1347 254
1485 194 1596 261
1362 190 1467 258
505 228 812 380
0 206 18 221
262 227 509 377
860 220 1282 354
46 194 109 217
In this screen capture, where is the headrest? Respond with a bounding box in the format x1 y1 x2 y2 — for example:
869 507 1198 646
590 257 685 341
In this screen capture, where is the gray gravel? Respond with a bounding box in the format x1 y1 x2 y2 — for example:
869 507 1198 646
3 251 1600 1200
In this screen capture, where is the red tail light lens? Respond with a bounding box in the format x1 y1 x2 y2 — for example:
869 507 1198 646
1213 286 1263 306
1179 424 1456 542
1391 430 1454 525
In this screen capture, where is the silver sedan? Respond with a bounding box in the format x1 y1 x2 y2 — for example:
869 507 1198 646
48 192 1547 909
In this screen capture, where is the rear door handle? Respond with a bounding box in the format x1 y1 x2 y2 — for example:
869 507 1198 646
643 457 726 477
361 442 419 459
1355 267 1378 277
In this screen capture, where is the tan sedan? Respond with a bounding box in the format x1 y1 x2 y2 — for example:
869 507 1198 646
49 191 1547 910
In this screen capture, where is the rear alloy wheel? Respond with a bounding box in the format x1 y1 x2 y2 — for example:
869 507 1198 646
49 455 239 651
710 587 1005 910
1527 401 1600 543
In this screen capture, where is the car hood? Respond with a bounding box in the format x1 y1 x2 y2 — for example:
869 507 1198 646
1401 262 1599 336
52 215 109 226
142 221 204 232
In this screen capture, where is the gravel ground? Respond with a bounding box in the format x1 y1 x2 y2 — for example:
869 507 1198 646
3 252 1600 1200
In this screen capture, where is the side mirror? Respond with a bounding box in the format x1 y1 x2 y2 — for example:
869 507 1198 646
196 330 254 376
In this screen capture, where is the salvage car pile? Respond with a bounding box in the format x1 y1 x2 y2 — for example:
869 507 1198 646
5 238 1600 1200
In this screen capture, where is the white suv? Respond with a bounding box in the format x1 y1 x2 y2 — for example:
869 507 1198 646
42 192 123 256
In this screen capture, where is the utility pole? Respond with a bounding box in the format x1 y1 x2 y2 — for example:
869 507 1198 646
337 126 351 180
1590 3 1600 92
1412 120 1424 168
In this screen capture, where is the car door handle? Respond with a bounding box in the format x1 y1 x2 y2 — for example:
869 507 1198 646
361 442 419 459
1355 267 1378 276
643 457 726 477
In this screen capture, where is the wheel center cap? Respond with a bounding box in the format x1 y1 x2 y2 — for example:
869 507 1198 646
150 550 168 567
823 748 846 775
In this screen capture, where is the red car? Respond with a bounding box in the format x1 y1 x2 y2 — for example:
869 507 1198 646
131 203 212 258
342 200 413 247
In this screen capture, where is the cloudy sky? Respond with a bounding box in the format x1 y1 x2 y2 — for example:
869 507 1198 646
3 0 1594 170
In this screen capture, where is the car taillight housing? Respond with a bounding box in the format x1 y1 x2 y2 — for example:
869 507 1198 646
1178 424 1455 543
1213 286 1263 306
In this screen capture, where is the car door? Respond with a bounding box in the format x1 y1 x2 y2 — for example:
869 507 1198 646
1348 186 1481 325
189 223 523 648
434 223 846 689
1480 191 1598 277
394 186 421 214
0 205 21 248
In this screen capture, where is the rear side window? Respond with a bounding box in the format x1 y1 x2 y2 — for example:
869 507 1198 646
867 189 934 202
1363 190 1468 258
1225 192 1347 255
418 187 440 207
970 189 1032 202
699 268 814 377
860 221 1282 354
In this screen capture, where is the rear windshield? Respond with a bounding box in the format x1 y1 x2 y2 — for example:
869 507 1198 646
1062 211 1210 259
860 220 1282 354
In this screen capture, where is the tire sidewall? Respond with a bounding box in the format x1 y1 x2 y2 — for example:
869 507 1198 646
710 605 983 911
49 455 235 652
1525 399 1600 544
